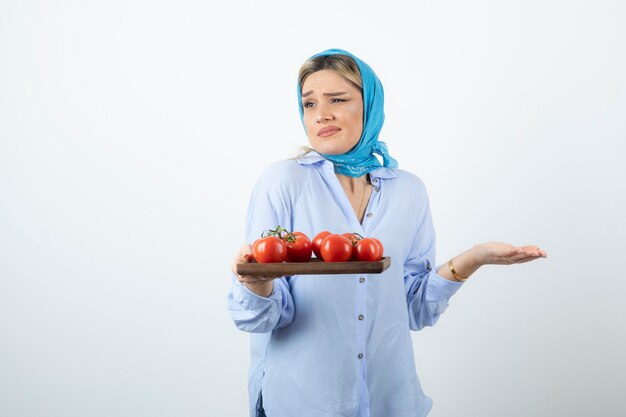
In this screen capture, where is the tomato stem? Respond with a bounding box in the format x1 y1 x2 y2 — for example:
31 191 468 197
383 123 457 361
265 225 296 243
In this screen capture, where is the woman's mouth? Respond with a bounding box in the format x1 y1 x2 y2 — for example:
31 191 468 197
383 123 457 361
317 126 341 138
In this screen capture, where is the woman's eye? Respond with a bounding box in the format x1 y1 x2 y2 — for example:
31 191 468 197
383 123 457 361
331 98 347 104
303 102 315 108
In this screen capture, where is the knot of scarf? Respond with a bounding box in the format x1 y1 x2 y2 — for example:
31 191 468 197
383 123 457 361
297 48 399 177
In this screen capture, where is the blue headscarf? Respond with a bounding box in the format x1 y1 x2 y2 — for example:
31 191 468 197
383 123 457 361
297 48 399 177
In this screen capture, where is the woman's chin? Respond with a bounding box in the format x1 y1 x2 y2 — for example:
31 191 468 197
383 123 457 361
310 144 351 156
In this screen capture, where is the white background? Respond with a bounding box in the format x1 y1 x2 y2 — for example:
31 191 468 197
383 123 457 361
1 1 625 416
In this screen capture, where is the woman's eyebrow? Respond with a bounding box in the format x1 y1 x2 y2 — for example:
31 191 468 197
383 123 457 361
301 90 348 98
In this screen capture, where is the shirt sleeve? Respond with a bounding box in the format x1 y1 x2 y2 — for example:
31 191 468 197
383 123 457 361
226 162 299 333
227 275 295 333
404 185 463 331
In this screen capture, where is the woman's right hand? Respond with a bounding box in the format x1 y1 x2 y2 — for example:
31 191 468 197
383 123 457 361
231 244 283 297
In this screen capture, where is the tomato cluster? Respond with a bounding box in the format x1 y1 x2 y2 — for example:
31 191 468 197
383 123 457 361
252 226 384 264
313 231 384 262
252 226 312 263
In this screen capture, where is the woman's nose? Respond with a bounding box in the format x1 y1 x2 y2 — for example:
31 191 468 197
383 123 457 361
316 107 333 122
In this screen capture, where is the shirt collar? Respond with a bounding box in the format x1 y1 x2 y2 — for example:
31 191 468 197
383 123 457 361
296 150 397 179
296 151 326 166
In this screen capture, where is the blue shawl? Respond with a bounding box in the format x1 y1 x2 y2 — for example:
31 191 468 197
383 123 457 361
297 48 398 177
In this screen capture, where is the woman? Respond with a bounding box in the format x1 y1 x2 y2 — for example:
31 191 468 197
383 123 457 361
228 48 547 417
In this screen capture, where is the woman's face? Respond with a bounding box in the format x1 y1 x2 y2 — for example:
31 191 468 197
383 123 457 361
301 69 363 155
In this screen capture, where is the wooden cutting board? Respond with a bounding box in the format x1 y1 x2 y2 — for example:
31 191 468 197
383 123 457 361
235 257 391 276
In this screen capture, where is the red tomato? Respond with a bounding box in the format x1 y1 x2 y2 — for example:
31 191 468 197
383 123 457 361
311 231 332 259
285 232 312 262
320 234 353 262
354 238 382 261
341 232 362 246
371 238 384 258
252 236 287 263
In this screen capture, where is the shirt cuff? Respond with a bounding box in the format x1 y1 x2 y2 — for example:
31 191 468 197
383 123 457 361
426 269 464 301
233 280 280 310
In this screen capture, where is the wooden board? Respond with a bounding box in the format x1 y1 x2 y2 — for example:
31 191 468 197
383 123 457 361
235 257 391 276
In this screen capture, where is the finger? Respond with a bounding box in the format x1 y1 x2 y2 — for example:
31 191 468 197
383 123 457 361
256 274 283 280
513 257 541 264
237 275 265 283
514 247 543 257
231 246 253 275
519 245 547 257
507 252 535 263
237 276 260 283
237 274 283 283
511 253 546 263
238 244 254 262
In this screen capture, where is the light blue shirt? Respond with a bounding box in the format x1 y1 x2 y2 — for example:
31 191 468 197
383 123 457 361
227 151 463 417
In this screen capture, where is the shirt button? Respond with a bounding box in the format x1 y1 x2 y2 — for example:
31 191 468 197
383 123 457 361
366 213 373 218
358 353 364 359
359 277 365 283
372 178 378 183
358 314 364 320
374 187 380 192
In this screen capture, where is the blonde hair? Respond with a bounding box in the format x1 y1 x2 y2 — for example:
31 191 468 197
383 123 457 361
293 54 363 158
298 54 363 92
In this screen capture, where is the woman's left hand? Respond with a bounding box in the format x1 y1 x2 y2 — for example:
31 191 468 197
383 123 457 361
472 242 548 266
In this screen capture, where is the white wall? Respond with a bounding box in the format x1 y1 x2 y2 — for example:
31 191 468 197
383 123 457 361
1 1 624 416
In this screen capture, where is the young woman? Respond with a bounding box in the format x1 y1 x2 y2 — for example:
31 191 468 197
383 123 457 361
228 48 547 417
